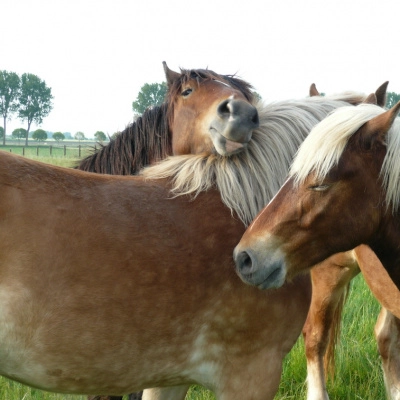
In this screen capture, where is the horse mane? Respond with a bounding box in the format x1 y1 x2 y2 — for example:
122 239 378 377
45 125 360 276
290 103 400 213
77 68 254 174
77 103 172 175
142 92 367 225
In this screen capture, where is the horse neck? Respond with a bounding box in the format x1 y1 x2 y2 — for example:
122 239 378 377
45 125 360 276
77 103 172 175
369 212 400 288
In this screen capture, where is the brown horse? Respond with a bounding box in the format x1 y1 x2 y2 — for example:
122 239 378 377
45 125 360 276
78 64 391 400
78 61 258 177
0 148 313 399
233 100 400 399
233 100 400 288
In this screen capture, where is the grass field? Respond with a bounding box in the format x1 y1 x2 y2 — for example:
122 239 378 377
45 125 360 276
0 150 387 399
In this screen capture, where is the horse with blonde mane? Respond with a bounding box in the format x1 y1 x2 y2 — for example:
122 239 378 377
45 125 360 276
77 63 397 400
234 98 400 398
233 100 400 288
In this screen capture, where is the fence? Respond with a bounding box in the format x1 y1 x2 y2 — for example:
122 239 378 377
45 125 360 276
0 142 99 159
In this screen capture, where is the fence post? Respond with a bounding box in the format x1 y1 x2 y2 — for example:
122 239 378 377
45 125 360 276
23 147 25 156
50 146 52 156
37 146 39 156
79 145 81 158
64 145 66 156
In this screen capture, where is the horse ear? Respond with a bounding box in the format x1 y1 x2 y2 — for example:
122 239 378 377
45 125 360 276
363 93 377 105
309 83 320 97
163 61 181 87
360 101 400 149
375 81 389 107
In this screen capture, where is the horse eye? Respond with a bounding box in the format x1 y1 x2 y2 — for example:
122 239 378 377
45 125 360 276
309 184 330 192
181 88 193 97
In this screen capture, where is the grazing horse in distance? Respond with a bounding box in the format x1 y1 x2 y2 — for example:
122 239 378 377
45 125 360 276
79 63 390 400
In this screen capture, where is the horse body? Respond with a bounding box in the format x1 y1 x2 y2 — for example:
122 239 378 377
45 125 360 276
0 152 311 398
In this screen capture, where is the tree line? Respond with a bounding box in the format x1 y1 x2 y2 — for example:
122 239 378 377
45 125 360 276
0 71 54 146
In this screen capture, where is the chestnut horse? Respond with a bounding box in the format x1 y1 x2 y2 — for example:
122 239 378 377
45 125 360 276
233 100 400 289
233 101 400 399
77 64 389 400
0 147 312 399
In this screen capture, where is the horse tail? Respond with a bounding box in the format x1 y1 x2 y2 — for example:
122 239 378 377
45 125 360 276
324 282 351 380
77 103 172 175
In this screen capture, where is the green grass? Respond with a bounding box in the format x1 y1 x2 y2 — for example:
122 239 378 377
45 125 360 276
0 151 387 399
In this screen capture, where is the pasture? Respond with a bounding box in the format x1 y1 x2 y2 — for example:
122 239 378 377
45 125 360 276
0 149 385 399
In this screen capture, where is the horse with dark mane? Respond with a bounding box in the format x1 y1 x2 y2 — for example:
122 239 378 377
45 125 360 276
77 63 397 400
78 62 256 175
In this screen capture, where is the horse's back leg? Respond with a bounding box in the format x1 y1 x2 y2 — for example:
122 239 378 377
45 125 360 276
142 386 189 400
375 307 400 400
303 251 359 400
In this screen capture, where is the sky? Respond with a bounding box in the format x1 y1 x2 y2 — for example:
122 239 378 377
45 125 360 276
1 0 400 138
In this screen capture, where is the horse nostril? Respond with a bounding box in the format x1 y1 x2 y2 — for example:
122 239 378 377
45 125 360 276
217 99 230 119
235 250 253 274
251 110 259 127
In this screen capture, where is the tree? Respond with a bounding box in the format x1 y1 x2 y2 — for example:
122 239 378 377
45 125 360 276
32 128 47 142
94 130 107 142
18 73 53 146
0 126 4 140
0 70 20 145
53 132 65 142
386 92 400 109
74 131 85 143
132 82 167 115
252 91 262 102
12 128 27 143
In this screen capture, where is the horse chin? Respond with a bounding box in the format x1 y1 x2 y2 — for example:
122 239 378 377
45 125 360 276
210 128 248 156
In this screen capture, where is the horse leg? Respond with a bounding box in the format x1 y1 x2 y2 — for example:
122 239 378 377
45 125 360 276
375 307 400 400
303 252 359 400
141 386 189 400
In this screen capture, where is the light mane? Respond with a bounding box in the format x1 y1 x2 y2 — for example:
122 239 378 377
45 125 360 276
142 93 367 225
381 114 400 212
290 103 400 212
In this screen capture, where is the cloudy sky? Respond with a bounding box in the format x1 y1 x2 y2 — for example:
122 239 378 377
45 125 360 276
2 0 399 137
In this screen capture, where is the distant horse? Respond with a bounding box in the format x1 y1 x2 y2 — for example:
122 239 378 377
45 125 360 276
78 64 388 400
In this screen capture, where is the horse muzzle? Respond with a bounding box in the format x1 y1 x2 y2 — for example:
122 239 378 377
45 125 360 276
210 98 259 156
233 239 287 290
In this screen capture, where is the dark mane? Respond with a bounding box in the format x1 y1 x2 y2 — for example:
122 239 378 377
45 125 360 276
77 68 254 175
77 103 172 175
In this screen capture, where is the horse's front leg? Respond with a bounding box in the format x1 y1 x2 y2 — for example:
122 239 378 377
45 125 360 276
303 252 359 400
375 307 400 400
